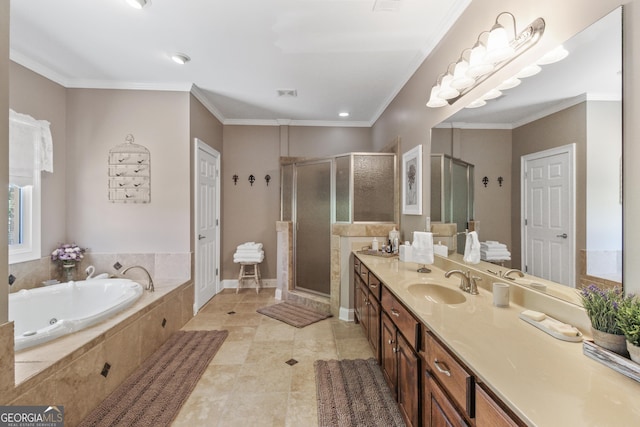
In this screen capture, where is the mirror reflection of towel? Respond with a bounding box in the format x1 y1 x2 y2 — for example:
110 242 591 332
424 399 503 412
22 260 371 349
412 232 434 265
463 231 481 264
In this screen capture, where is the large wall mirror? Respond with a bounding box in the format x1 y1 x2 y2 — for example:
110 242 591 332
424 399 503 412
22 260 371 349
431 7 622 306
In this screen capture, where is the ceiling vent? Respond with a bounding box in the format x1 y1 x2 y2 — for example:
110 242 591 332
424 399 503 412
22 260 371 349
277 89 297 98
373 0 402 12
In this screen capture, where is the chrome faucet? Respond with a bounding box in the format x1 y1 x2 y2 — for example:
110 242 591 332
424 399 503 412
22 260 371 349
122 265 155 292
444 269 481 295
503 269 525 280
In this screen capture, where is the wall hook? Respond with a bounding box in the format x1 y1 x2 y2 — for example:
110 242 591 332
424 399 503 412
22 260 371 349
482 176 489 187
249 174 256 186
498 176 504 187
265 174 271 186
232 174 239 185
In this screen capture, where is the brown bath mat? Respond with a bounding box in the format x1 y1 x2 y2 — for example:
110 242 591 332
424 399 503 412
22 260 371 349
257 301 331 328
315 358 406 427
79 329 228 427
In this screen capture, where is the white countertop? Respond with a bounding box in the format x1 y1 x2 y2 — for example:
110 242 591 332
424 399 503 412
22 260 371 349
356 254 640 426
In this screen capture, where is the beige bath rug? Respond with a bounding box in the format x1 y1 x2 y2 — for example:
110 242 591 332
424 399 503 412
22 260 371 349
315 358 406 427
256 301 331 328
79 329 228 427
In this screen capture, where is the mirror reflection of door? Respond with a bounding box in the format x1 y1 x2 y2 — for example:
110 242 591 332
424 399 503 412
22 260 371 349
522 145 575 286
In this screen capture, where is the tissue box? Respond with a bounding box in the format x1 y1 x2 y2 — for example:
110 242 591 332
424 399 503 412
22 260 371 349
434 243 448 257
399 244 412 262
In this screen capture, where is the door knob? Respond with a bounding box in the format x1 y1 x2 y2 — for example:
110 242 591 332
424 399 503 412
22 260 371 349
556 233 568 239
198 234 206 240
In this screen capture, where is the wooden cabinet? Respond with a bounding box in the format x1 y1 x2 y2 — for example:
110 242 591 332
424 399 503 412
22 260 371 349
353 257 381 361
424 372 469 427
354 255 524 427
475 385 522 427
380 286 420 427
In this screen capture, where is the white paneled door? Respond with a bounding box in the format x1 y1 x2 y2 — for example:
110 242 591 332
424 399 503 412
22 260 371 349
522 144 575 287
194 139 221 314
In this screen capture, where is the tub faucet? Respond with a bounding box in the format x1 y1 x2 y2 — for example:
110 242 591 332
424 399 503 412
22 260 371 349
122 265 155 292
444 269 480 295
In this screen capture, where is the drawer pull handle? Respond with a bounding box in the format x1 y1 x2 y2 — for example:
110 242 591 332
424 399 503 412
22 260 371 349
388 339 395 345
434 359 452 377
369 284 378 288
390 308 400 317
393 347 398 353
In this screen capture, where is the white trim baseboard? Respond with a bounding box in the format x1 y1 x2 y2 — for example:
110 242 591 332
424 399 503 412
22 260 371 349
339 307 355 322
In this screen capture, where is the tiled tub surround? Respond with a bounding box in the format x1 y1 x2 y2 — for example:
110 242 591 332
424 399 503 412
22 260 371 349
356 253 640 426
2 279 194 427
8 252 191 292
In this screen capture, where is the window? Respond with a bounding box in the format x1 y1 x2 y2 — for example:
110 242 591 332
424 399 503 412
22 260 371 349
8 110 52 264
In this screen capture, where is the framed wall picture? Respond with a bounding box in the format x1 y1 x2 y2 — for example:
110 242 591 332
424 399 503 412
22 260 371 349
402 145 422 215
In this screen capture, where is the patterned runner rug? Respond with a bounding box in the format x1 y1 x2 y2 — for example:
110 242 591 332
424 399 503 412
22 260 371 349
79 330 228 427
257 301 331 328
315 358 406 427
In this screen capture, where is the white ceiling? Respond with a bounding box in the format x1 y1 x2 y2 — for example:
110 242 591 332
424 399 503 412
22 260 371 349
9 0 471 126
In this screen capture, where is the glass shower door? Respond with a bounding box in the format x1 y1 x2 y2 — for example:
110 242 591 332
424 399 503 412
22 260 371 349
294 160 332 295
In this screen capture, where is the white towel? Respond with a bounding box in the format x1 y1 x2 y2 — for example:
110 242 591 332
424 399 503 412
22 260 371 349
481 241 507 250
463 231 481 264
237 242 263 251
233 251 264 263
412 232 434 265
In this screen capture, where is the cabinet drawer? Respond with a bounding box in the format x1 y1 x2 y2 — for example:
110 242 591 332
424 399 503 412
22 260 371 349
426 332 474 418
381 286 419 349
368 273 382 300
354 256 361 275
360 264 370 284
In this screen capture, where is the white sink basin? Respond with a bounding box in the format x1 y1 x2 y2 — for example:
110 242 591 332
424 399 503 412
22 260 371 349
407 283 467 305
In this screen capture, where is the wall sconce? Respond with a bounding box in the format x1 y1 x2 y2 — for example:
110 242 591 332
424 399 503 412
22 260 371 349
232 174 239 185
482 176 489 187
249 174 256 186
498 176 504 187
265 174 271 186
427 12 546 109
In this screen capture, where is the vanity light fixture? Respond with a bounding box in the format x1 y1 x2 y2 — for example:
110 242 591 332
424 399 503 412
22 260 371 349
170 53 191 65
536 45 569 65
125 0 150 10
426 12 545 109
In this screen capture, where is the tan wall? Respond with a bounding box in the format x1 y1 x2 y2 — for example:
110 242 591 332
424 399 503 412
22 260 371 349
66 89 191 253
0 0 10 326
288 126 372 157
221 125 281 280
624 0 640 295
9 63 67 258
371 0 629 257
511 103 587 277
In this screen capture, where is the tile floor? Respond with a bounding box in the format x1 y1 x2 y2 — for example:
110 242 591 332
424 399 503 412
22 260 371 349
172 288 374 427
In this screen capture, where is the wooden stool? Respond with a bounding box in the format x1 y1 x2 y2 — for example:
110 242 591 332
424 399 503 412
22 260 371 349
237 262 261 294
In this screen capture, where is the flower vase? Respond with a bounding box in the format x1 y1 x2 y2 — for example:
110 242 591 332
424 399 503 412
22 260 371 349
627 341 640 364
62 263 76 282
592 327 628 357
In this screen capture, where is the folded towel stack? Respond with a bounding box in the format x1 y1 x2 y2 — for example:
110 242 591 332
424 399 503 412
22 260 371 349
233 242 264 263
480 240 511 261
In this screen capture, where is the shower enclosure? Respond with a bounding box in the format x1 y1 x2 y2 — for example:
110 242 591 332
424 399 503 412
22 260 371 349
430 154 475 254
282 153 396 296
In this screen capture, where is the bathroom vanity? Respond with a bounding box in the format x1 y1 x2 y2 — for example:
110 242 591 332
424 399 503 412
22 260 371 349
353 253 640 426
